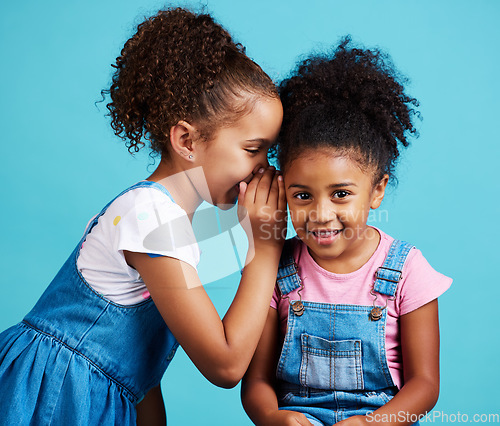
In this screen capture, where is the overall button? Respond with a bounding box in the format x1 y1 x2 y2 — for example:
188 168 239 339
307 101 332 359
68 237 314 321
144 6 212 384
292 301 304 316
369 307 383 321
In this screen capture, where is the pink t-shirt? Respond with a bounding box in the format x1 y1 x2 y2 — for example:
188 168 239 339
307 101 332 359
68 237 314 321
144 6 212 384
271 228 452 389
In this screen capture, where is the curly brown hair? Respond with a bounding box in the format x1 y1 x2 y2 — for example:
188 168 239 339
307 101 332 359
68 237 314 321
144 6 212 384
103 7 278 156
275 36 420 185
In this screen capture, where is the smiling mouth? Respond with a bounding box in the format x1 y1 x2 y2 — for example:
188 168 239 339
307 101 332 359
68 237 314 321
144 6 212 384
308 229 342 237
308 229 343 244
310 229 342 237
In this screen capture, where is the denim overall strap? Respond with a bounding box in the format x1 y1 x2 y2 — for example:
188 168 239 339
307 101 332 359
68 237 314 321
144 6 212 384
373 240 414 297
276 239 302 296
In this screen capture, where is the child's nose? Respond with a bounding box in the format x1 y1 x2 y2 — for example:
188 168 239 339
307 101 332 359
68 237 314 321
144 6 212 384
310 200 336 223
259 150 270 168
252 156 269 173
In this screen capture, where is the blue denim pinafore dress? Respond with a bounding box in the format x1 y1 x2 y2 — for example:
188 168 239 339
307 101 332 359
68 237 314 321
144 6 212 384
275 239 414 426
0 181 179 425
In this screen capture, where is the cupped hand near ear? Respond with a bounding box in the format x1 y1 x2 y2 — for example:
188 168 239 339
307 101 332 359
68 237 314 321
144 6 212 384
237 166 287 252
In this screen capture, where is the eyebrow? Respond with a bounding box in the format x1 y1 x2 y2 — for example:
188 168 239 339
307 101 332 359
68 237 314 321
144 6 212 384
287 182 357 190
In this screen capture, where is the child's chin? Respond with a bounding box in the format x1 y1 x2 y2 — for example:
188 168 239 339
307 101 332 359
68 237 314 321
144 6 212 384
217 202 236 211
216 188 239 209
215 194 238 210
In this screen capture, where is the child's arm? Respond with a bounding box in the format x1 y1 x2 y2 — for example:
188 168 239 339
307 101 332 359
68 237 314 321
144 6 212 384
338 299 440 426
241 308 313 426
125 168 287 388
136 385 166 426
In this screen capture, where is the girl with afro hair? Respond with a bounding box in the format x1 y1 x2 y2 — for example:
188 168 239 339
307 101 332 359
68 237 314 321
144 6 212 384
242 37 452 426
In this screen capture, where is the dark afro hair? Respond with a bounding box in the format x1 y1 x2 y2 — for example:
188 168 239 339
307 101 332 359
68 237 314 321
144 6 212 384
275 36 420 185
102 7 278 156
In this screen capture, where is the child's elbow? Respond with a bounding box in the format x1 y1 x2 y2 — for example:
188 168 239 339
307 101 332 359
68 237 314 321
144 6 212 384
425 375 440 406
413 375 440 411
429 381 440 408
209 365 245 389
210 373 241 389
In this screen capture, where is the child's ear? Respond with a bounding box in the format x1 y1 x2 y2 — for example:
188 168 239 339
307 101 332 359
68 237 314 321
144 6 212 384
169 120 197 161
370 174 389 209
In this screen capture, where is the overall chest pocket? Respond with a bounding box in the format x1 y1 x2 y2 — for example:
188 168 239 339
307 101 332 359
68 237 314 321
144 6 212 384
299 333 364 391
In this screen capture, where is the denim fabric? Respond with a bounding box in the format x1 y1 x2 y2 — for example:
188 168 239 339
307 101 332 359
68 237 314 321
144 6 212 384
0 181 179 425
275 239 414 425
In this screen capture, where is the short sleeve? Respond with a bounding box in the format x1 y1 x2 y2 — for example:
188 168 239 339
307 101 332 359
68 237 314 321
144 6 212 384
112 188 200 270
396 248 452 316
270 285 280 309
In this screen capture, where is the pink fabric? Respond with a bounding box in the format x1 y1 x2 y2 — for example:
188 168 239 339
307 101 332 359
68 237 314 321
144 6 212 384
271 227 452 389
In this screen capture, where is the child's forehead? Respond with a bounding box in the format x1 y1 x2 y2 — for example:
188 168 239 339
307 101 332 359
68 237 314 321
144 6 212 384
291 146 366 168
284 147 376 183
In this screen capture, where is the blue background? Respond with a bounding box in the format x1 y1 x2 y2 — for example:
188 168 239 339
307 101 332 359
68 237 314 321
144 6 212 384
1 0 498 423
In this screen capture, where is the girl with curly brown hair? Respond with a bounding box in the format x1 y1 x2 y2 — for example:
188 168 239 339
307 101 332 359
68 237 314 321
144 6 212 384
0 8 284 425
242 38 452 426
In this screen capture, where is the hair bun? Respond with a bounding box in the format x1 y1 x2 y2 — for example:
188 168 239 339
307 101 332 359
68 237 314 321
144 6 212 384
281 36 419 147
277 36 420 182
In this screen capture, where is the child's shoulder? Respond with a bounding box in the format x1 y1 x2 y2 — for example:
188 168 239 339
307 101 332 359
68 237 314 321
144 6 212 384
86 181 199 263
89 182 187 238
372 227 419 264
105 182 180 216
375 228 452 314
114 181 175 204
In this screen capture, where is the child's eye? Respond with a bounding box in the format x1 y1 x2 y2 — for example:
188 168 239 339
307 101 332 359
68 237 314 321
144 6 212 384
333 190 350 199
294 192 311 200
244 149 260 155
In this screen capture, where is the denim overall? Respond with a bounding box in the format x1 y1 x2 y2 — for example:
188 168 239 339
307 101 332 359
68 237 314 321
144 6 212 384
275 239 414 426
0 181 179 425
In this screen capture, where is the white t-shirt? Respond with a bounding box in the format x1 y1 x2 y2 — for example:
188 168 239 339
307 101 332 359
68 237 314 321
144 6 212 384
77 184 200 305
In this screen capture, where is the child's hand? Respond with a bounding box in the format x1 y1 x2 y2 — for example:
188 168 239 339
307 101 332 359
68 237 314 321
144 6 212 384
335 415 368 426
264 409 314 425
238 166 287 252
